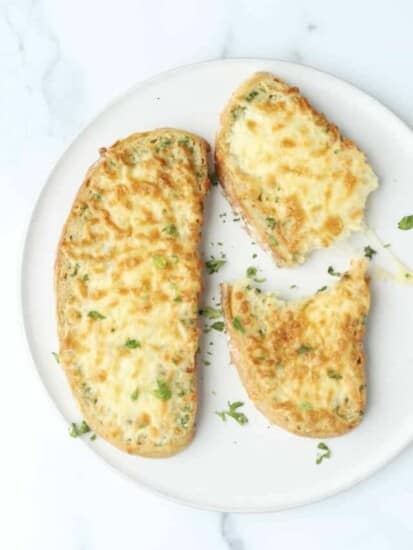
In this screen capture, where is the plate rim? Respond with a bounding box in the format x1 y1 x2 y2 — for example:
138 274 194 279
20 56 413 513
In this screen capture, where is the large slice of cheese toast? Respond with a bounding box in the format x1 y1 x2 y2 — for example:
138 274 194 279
55 129 209 456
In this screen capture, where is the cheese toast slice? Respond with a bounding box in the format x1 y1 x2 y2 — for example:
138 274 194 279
215 72 378 266
221 259 370 437
55 129 209 457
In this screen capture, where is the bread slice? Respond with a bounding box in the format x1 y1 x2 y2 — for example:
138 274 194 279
55 129 210 457
221 259 369 437
215 72 378 267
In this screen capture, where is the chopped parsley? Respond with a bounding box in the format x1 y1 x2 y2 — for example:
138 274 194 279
210 172 219 186
52 352 60 364
216 401 248 425
211 321 225 332
328 266 341 277
92 193 102 200
265 217 276 230
317 286 327 293
327 369 342 380
398 215 413 230
70 263 80 277
245 89 259 102
154 379 172 401
153 255 169 269
124 338 141 349
269 236 278 246
158 137 172 148
316 442 331 464
88 310 106 320
69 421 90 438
82 274 89 282
300 401 313 411
90 434 97 441
297 344 312 354
162 224 179 237
200 306 222 319
232 316 245 334
364 245 377 259
231 106 246 120
130 387 139 401
174 296 182 302
205 258 226 274
246 266 266 283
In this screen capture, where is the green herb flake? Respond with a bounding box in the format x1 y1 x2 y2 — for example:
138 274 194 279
364 245 377 260
158 137 172 148
52 352 60 364
383 243 391 248
92 193 102 200
232 316 246 334
210 172 219 186
205 258 226 274
297 344 312 354
398 215 413 230
82 274 89 282
153 255 169 269
328 266 341 277
154 379 172 401
200 306 222 319
316 442 332 464
71 263 80 277
317 286 327 293
265 217 276 230
69 421 90 438
211 321 225 332
216 401 248 425
327 369 343 380
90 434 97 441
245 89 259 102
130 387 139 401
88 310 106 320
300 401 313 411
231 106 246 120
124 338 141 349
162 224 179 237
246 266 266 283
269 236 278 246
174 296 183 302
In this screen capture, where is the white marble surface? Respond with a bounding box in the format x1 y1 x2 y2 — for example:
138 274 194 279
2 0 413 548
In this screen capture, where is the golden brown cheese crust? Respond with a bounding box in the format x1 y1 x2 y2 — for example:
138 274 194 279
221 259 370 437
55 129 209 457
215 72 378 266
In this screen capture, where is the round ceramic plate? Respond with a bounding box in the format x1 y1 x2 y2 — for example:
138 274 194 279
22 59 413 512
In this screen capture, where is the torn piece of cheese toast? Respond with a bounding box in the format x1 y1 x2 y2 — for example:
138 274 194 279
221 259 370 437
215 72 378 266
55 129 209 457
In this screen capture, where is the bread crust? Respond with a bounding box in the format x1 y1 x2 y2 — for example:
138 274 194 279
55 129 209 457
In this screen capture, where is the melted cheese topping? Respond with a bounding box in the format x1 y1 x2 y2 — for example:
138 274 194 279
217 73 378 266
222 259 369 437
56 130 209 456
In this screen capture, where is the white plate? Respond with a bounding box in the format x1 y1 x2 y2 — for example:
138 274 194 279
22 59 413 512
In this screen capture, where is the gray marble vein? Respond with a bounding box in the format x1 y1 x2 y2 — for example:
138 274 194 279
221 513 246 550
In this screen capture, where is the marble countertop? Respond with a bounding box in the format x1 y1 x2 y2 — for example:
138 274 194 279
2 0 413 548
